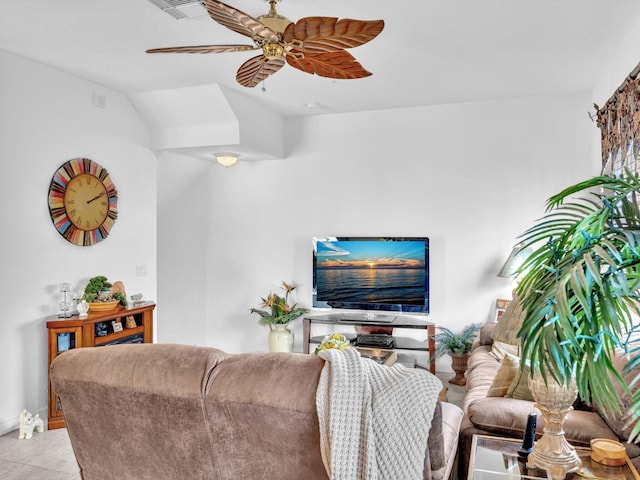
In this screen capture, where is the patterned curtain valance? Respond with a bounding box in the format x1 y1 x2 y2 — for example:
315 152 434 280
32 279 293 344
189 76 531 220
596 62 640 174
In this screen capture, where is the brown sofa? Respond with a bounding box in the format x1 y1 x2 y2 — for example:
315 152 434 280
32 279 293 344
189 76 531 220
459 322 640 479
50 343 463 480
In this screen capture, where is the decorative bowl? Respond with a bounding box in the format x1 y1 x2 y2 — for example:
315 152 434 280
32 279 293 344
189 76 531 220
88 300 119 312
591 438 626 466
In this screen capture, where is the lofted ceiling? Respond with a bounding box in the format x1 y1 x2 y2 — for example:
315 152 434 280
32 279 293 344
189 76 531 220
1 0 639 118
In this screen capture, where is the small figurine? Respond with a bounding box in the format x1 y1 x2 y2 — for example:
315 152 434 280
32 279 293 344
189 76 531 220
111 280 126 297
77 299 89 318
18 409 44 439
125 315 137 329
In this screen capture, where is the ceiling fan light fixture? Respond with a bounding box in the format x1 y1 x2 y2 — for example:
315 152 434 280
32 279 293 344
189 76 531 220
215 153 239 167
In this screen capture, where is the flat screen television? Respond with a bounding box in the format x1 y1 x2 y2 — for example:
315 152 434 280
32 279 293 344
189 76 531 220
312 237 429 316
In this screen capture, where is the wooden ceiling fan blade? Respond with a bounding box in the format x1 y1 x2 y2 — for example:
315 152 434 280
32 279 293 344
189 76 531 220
284 18 384 53
286 50 372 79
146 44 258 54
236 55 285 88
202 0 279 43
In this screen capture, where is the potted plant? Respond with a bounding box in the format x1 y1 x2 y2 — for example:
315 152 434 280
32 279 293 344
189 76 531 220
83 276 127 310
250 281 308 352
435 323 481 385
515 172 640 474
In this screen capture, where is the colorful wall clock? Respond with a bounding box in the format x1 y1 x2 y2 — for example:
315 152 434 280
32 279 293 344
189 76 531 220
48 158 118 246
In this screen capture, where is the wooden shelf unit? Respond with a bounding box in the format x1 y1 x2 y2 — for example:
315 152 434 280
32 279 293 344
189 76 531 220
46 302 155 429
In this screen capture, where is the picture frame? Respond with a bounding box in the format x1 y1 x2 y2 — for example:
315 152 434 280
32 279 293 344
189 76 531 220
494 298 511 322
111 320 123 333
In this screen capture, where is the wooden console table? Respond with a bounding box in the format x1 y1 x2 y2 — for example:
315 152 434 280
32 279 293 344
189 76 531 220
302 313 436 374
46 302 155 429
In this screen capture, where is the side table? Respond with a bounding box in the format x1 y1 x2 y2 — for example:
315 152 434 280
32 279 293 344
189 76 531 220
468 434 640 480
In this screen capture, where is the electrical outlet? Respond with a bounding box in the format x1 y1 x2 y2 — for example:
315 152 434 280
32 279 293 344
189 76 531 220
92 92 106 108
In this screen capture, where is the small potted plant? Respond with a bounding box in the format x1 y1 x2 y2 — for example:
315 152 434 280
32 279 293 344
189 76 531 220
435 323 481 385
250 281 308 352
83 276 127 311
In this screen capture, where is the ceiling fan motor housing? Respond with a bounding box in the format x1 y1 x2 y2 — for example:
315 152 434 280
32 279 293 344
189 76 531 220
256 14 291 33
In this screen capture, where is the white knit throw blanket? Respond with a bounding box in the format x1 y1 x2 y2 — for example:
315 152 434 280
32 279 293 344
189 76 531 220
316 348 442 480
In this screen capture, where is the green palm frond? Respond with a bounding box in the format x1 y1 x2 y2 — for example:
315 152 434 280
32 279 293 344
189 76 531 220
515 171 640 441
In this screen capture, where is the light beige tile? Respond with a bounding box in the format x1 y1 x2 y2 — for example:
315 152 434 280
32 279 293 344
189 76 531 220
0 461 80 480
0 428 79 477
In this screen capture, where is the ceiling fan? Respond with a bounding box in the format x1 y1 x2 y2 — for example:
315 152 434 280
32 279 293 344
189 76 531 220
147 0 384 88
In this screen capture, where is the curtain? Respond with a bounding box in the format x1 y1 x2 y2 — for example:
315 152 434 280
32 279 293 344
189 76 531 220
596 62 640 175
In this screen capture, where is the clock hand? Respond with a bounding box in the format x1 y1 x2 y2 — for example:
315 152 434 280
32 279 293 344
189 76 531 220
87 192 106 204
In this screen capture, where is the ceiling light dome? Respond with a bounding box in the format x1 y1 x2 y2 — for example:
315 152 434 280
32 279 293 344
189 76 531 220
215 153 239 167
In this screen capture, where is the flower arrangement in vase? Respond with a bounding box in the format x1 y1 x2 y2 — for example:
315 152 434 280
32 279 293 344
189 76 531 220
250 281 308 352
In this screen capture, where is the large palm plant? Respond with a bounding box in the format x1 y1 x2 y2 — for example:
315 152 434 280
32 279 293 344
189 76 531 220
515 171 640 442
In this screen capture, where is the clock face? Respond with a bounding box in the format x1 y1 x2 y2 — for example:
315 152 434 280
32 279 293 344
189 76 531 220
64 174 109 230
48 158 118 246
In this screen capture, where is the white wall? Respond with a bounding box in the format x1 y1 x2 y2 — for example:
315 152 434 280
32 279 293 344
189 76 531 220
592 12 640 106
157 92 599 371
0 51 157 434
590 11 640 171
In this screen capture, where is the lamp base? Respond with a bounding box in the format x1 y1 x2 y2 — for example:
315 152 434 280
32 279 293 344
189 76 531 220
526 431 582 480
527 373 582 480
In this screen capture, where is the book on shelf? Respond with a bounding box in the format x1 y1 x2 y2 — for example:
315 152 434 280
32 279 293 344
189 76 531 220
356 347 397 366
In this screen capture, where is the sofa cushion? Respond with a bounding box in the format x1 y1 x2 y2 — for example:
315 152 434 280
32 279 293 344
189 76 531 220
487 353 520 397
489 341 519 362
463 346 502 412
467 397 617 446
593 350 640 443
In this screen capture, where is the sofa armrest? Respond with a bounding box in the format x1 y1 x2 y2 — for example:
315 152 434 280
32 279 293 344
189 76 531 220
433 401 463 480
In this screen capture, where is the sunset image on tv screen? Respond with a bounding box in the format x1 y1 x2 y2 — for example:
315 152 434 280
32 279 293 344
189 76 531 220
315 240 427 305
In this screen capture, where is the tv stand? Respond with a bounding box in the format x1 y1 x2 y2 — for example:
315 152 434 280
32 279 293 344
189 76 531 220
338 312 397 323
302 313 436 373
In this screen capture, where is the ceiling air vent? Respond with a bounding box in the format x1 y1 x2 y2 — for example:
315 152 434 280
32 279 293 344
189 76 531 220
146 0 206 19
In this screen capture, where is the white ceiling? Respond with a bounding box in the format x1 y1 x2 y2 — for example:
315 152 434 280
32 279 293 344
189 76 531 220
1 0 639 118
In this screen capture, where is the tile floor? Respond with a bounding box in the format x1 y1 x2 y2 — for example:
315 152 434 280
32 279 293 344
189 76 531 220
0 427 80 480
0 371 465 478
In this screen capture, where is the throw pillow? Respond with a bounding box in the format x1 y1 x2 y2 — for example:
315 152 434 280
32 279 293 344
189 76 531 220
487 353 520 397
492 291 526 347
489 341 519 362
506 363 535 401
